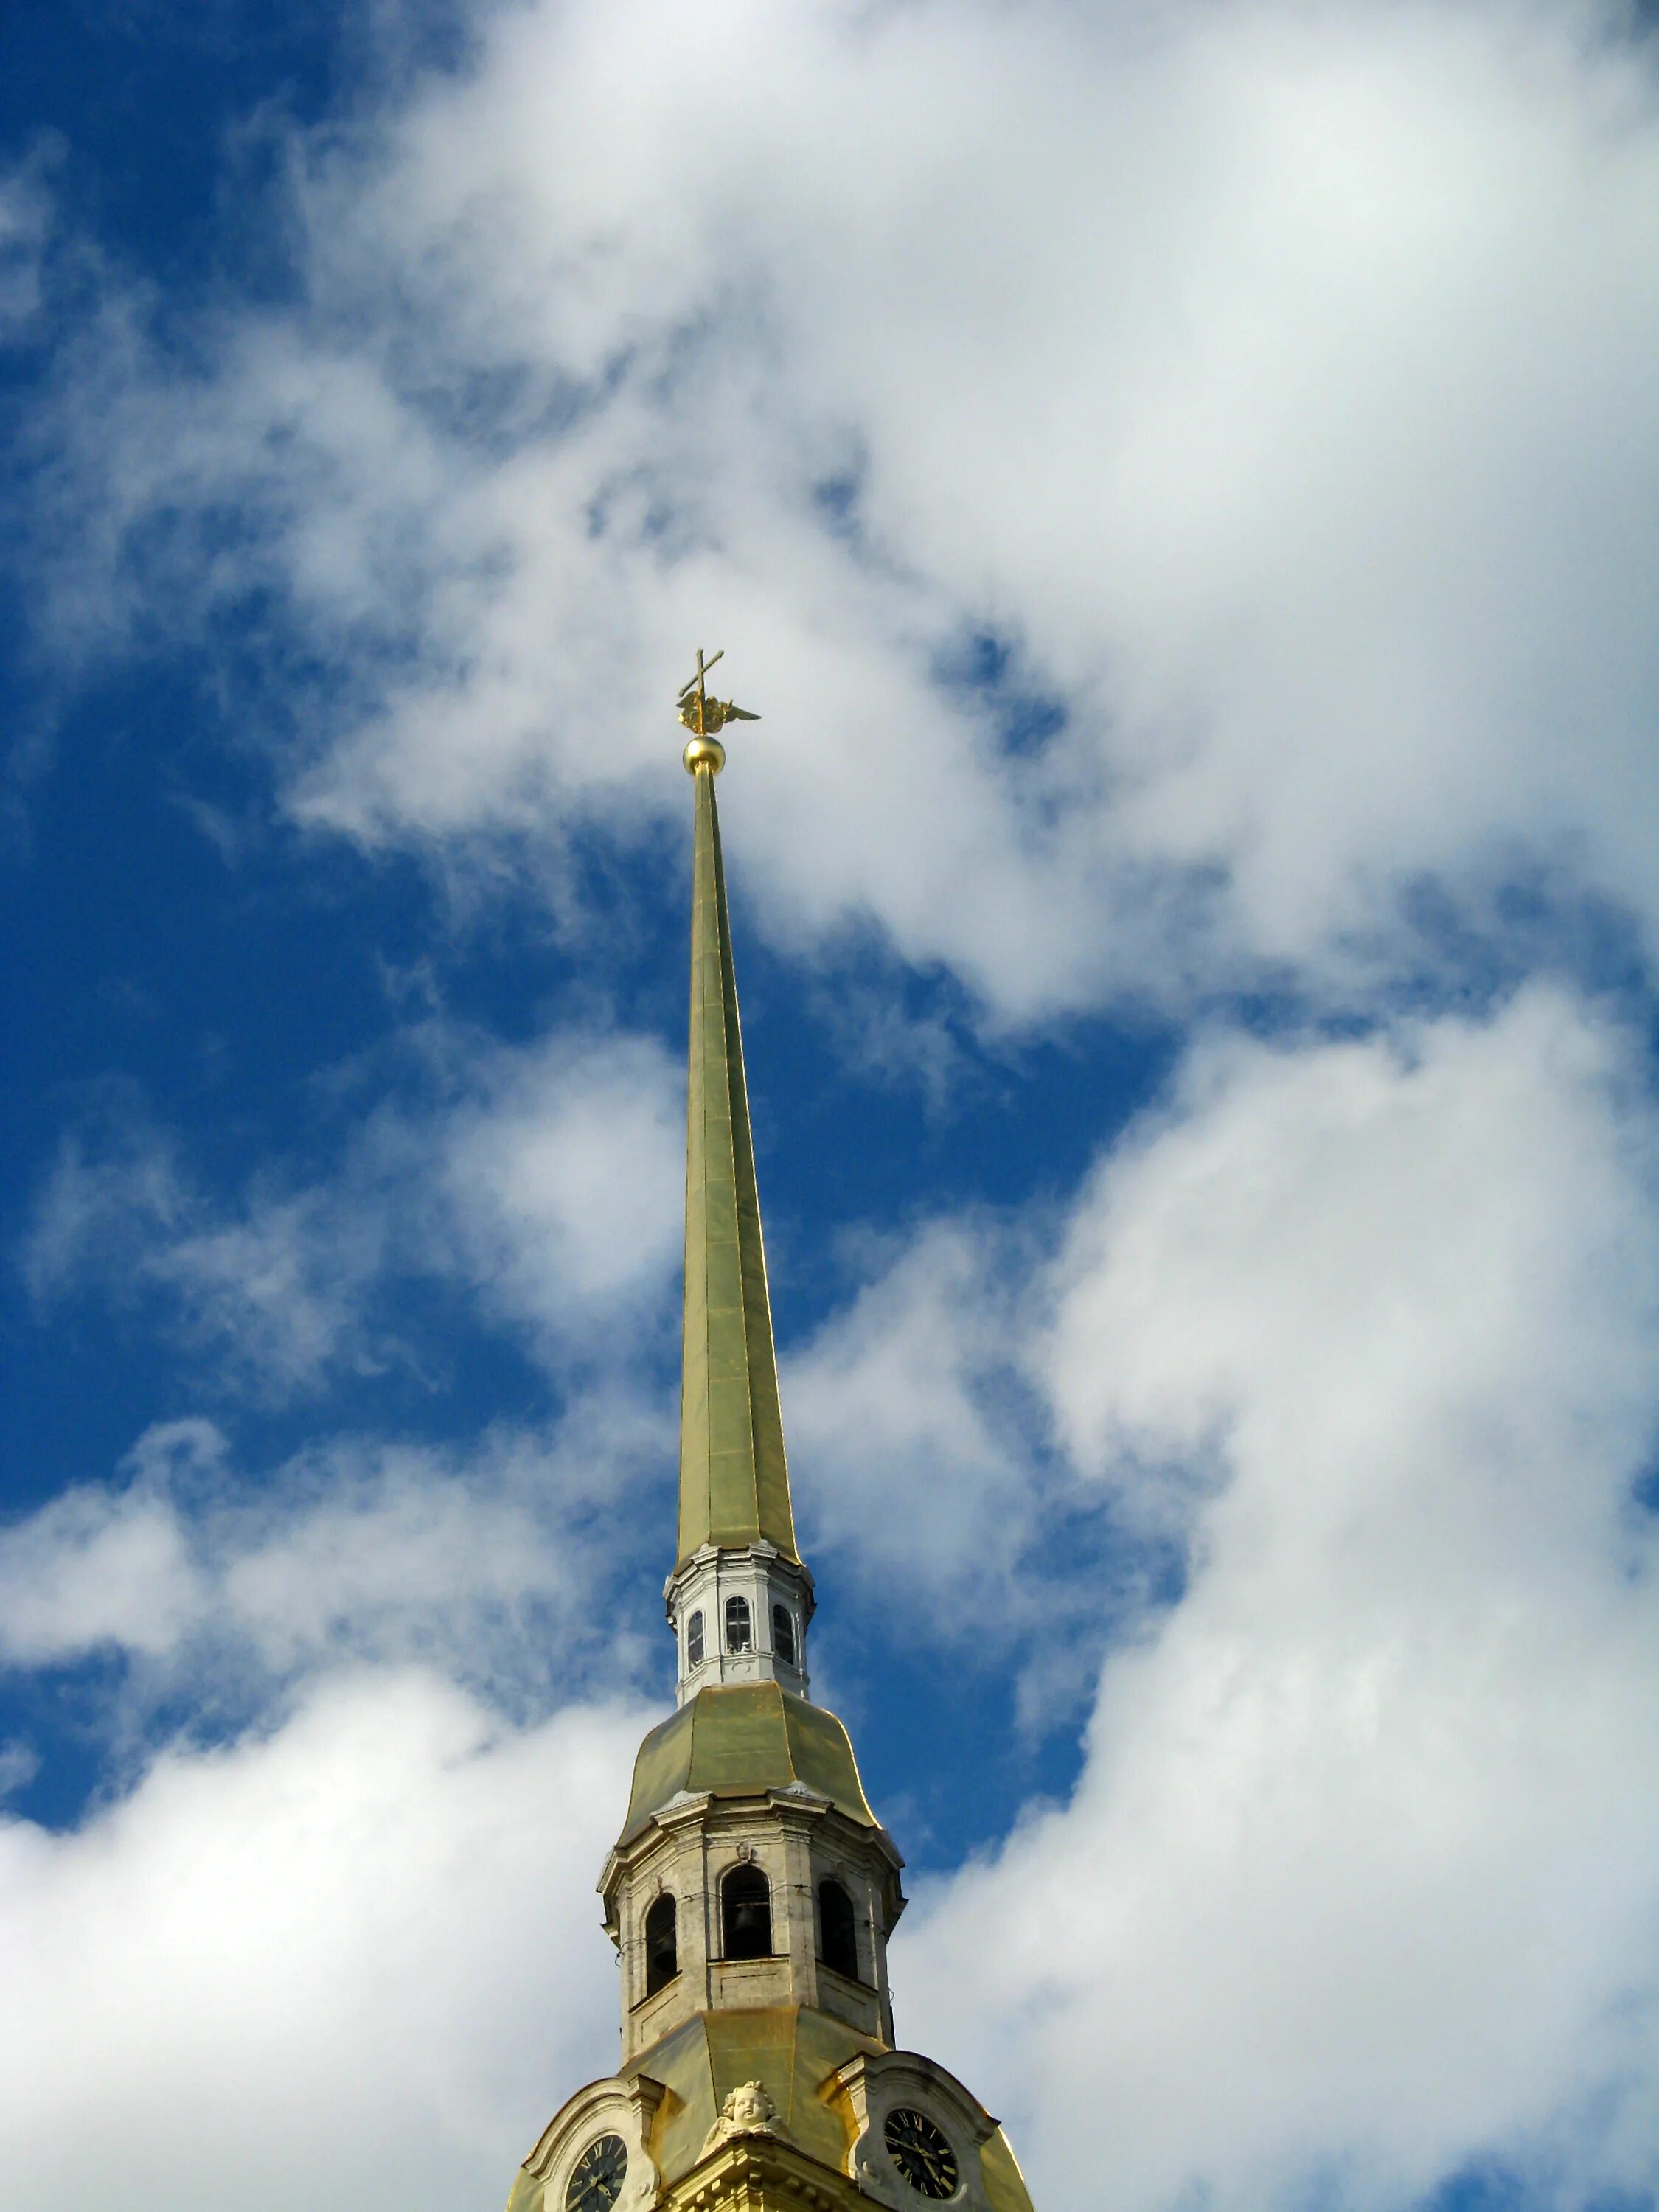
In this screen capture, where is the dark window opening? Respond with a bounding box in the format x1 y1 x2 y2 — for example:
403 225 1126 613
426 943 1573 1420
818 1877 858 1980
686 1610 704 1668
722 1864 771 1959
772 1604 796 1667
644 1893 678 1995
725 1596 752 1652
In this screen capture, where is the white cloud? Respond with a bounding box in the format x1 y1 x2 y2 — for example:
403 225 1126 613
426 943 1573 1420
11 992 1659 2212
0 159 52 342
0 1467 204 1664
21 1112 391 1397
20 1024 682 1394
0 1669 639 2212
787 1222 1026 1571
22 1112 185 1298
13 10 1659 2210
0 1744 39 1800
782 1217 1135 1741
0 1410 664 1706
0 1413 655 2211
438 1028 683 1338
21 987 1654 2212
0 1365 677 2212
893 987 1659 2212
29 0 1659 1014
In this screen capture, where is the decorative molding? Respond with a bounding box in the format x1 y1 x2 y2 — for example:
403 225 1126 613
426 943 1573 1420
671 2140 853 2212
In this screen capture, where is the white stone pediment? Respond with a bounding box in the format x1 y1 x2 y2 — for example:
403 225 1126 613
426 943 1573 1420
524 2072 667 2212
833 2049 997 2212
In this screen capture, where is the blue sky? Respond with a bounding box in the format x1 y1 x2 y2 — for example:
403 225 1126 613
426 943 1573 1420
4 4 1659 2211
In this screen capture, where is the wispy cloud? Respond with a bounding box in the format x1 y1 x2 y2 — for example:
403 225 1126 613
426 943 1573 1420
0 1403 667 1719
21 1023 682 1397
438 1028 683 1338
8 7 1659 2212
896 984 1659 2212
6 981 1658 2212
468 981 1659 2206
21 0 1659 1016
0 158 53 344
0 1670 643 2210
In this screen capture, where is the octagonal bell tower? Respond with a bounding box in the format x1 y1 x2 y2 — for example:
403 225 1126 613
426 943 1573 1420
502 658 1037 2212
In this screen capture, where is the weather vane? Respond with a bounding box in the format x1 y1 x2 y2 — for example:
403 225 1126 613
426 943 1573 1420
677 647 759 775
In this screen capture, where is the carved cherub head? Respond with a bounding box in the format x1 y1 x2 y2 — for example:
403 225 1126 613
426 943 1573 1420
726 2081 777 2129
701 2075 782 2157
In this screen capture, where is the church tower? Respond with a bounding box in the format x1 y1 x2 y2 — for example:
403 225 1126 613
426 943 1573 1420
503 662 1036 2212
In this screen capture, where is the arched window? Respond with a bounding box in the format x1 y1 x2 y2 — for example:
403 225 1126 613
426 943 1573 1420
818 1877 858 1980
771 1604 796 1667
722 1863 771 1959
644 1893 678 1995
725 1596 752 1652
686 1610 704 1668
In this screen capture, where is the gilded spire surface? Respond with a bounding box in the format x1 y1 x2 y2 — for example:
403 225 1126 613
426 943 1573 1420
498 655 1039 2212
678 656 799 1570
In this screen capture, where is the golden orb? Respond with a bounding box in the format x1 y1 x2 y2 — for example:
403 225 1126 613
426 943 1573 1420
683 734 726 776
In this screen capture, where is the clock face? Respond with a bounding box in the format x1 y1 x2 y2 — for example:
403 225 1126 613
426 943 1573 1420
565 2132 627 2212
883 2108 959 2200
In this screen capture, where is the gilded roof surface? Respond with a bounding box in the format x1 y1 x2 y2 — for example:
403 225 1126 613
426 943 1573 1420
633 2011 1036 2212
503 2010 1037 2212
678 762 799 1571
636 2004 880 2183
980 2128 1040 2212
620 1683 877 1842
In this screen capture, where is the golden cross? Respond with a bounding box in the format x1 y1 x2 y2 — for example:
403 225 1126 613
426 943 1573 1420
676 648 759 740
677 647 725 739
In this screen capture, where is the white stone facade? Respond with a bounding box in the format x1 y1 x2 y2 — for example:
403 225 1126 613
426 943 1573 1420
599 1785 905 2066
665 1542 815 1703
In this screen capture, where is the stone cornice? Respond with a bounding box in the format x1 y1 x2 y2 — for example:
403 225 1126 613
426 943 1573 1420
666 2137 862 2212
599 1788 905 1919
664 1543 816 1616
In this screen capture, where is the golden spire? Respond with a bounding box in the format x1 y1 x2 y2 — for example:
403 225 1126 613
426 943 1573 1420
675 652 798 1570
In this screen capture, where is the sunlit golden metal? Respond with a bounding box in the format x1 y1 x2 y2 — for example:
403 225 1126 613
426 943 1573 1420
683 733 726 776
678 646 759 767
